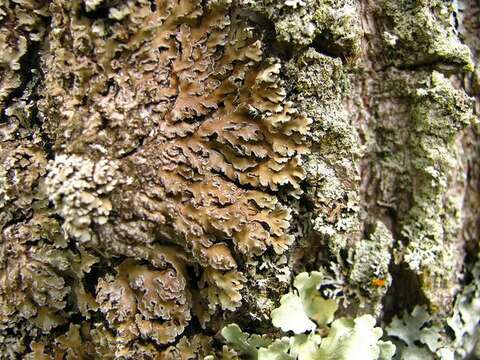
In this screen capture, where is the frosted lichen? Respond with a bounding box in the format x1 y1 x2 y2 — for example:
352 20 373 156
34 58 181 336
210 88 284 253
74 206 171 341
46 154 123 243
446 259 480 358
387 306 446 359
271 272 338 334
0 142 47 227
20 0 313 351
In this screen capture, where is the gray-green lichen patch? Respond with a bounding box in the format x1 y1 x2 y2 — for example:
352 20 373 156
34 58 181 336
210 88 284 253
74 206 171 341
285 49 361 263
402 71 473 310
373 68 475 312
348 221 394 313
447 258 480 358
240 0 362 55
378 0 473 71
387 305 448 359
359 0 477 318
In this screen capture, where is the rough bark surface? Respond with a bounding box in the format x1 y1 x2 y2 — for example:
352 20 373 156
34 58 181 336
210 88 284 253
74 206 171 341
0 0 479 359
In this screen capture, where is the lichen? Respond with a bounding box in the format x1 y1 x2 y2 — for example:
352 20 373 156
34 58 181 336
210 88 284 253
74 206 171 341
0 0 49 108
446 258 480 358
285 49 362 283
0 211 102 357
395 70 473 310
387 306 446 359
348 221 394 313
385 266 480 360
239 0 362 55
96 258 191 346
271 271 338 334
199 268 246 312
0 0 479 357
220 271 395 360
369 64 476 312
5 0 315 353
45 154 124 243
40 0 309 276
378 0 474 71
0 142 47 228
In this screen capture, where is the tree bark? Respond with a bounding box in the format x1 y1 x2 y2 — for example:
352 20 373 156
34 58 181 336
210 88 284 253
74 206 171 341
0 0 479 358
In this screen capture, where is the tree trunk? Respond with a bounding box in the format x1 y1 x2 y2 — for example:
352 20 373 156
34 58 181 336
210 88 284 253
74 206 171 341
0 0 479 358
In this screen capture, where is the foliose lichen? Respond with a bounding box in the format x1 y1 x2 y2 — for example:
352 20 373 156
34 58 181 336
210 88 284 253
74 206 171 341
219 271 395 360
45 154 125 243
0 0 314 355
386 257 480 360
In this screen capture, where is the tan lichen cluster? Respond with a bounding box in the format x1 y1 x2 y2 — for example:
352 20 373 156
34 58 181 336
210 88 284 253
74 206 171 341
0 0 312 355
199 268 246 312
96 259 191 346
26 324 214 359
0 237 69 333
0 142 47 225
40 0 309 286
0 0 48 106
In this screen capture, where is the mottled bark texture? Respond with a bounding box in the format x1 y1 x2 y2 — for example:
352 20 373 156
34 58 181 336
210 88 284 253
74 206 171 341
0 0 479 359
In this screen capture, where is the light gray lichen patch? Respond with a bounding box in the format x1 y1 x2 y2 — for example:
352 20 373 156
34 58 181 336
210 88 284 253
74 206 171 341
46 155 126 243
374 69 475 311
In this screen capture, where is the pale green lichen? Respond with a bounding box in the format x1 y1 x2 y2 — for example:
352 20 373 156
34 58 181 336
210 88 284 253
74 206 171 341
400 71 474 309
387 306 447 359
271 272 338 334
240 0 361 54
220 272 395 360
446 258 480 358
386 263 480 360
379 0 474 71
